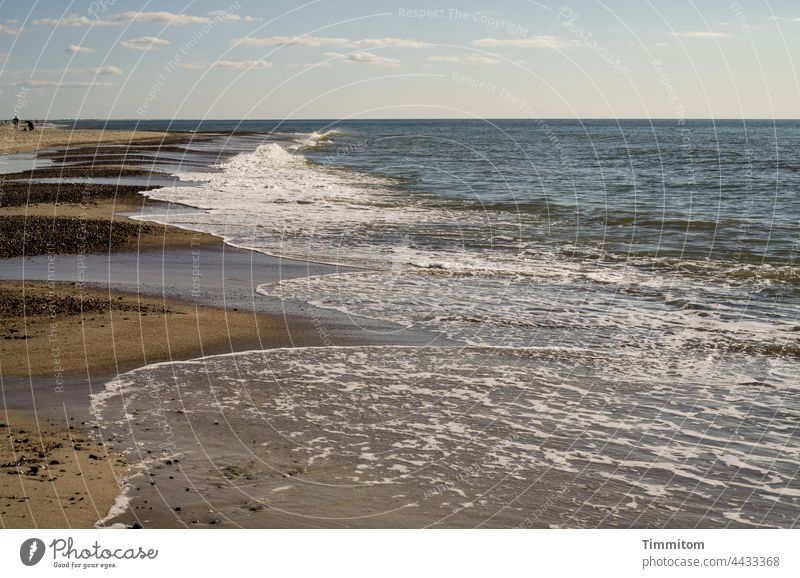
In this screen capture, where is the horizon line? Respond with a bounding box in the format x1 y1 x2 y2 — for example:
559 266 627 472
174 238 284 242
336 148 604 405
49 117 800 122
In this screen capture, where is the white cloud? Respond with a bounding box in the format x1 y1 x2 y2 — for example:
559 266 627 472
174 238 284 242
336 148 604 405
346 37 427 48
35 11 211 27
235 35 426 49
66 44 93 54
473 36 577 49
120 36 171 51
0 23 21 34
111 11 210 25
180 60 273 70
672 31 730 39
428 54 501 64
3 67 121 75
236 35 349 47
303 61 331 68
216 59 273 69
324 51 399 66
33 14 116 27
12 79 115 88
92 66 123 75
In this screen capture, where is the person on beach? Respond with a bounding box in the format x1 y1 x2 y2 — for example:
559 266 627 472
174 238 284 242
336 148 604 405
12 115 19 130
26 120 34 131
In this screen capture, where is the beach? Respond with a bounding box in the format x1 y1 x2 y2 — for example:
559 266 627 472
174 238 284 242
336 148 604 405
1 121 797 530
4 3 800 573
0 409 124 528
0 126 449 528
0 125 172 155
0 127 307 527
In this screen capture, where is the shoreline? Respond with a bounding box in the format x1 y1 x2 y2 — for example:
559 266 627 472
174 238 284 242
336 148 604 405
4 123 792 529
0 126 450 528
0 128 302 527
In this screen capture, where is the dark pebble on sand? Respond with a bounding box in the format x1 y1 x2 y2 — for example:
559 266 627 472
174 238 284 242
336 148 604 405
0 215 159 259
0 182 160 208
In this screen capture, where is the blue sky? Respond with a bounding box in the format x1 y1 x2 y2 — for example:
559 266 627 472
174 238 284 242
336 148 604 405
1 0 799 119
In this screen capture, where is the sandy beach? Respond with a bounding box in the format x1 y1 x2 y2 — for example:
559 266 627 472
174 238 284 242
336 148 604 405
0 410 125 528
0 126 446 528
6 120 792 531
0 125 172 155
0 128 298 527
0 280 305 378
2 7 798 574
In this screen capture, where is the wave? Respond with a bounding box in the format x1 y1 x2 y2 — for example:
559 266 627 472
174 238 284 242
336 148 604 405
147 137 797 285
135 135 800 361
291 129 341 150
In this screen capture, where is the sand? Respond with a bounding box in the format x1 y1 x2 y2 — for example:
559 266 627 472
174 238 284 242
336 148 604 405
0 409 125 528
0 197 222 256
0 129 292 527
0 125 171 155
0 280 299 378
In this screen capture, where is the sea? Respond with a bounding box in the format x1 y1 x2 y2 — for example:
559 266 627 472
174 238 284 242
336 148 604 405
76 119 799 528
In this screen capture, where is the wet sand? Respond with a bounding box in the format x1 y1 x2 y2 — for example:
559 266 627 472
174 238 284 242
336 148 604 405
0 409 125 528
0 280 321 379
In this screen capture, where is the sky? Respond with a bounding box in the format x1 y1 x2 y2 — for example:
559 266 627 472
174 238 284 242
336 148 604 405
0 0 799 119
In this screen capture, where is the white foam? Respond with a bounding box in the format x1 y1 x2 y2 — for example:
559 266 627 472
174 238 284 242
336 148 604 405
94 491 133 528
90 345 800 528
130 137 799 364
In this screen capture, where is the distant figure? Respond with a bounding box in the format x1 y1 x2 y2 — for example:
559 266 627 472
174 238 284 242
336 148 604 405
12 115 19 130
26 120 34 131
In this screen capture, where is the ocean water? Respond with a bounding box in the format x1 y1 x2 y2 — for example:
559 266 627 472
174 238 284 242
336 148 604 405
92 119 800 527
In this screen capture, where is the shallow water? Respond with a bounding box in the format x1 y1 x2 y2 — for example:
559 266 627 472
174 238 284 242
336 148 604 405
93 346 799 528
0 150 54 174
